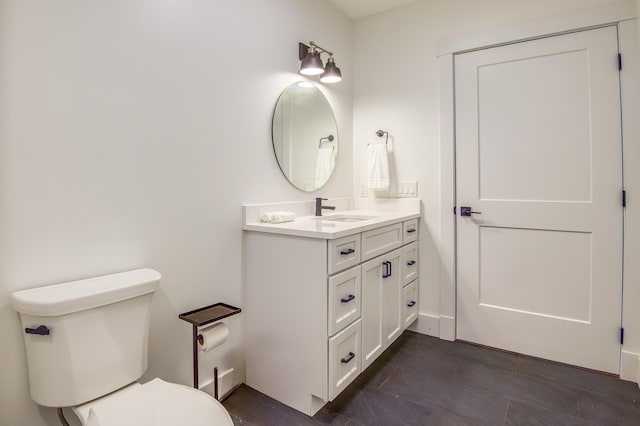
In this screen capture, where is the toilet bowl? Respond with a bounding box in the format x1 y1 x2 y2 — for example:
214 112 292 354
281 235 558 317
11 269 234 426
73 379 233 426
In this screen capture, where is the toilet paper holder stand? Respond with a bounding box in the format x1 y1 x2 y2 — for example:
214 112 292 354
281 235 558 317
179 302 242 398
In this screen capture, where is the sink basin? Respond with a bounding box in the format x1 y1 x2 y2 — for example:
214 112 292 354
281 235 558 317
313 214 377 222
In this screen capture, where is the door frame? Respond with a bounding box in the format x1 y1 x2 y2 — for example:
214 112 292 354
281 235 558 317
436 0 640 380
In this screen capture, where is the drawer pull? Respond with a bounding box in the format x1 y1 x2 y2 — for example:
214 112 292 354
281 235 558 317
341 294 356 303
407 301 416 307
341 352 355 364
340 248 355 255
407 228 416 233
407 260 416 266
382 261 392 278
25 325 50 336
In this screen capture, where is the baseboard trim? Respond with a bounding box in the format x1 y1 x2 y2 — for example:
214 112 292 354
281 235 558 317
408 313 439 337
439 315 455 341
620 350 640 385
408 313 456 341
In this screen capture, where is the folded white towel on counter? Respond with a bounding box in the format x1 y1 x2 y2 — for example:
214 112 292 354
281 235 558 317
367 142 390 190
260 211 296 224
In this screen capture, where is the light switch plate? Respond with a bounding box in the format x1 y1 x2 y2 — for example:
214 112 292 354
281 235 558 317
398 181 418 198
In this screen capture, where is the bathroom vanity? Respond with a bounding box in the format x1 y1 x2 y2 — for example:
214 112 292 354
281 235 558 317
243 200 420 416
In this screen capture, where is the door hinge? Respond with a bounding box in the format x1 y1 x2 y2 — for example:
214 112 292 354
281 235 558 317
622 190 627 207
620 327 625 345
618 53 622 70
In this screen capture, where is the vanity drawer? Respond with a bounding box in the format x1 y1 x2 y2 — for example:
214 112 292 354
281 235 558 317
328 266 361 336
328 318 361 400
402 280 418 330
403 219 418 244
328 234 361 275
402 242 418 286
361 223 403 262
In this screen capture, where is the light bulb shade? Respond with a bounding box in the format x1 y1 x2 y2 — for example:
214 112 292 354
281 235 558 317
320 59 342 83
300 51 324 75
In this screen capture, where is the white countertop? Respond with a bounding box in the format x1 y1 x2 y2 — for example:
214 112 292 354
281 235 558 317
243 209 420 239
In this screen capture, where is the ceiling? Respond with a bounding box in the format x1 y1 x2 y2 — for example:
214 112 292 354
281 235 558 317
327 0 418 20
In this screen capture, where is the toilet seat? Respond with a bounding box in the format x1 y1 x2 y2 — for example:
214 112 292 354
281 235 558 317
72 378 234 426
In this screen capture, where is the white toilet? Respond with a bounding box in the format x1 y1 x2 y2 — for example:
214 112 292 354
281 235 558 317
11 268 234 426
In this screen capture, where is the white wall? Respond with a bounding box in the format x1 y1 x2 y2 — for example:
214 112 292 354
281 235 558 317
353 0 634 336
0 1 352 425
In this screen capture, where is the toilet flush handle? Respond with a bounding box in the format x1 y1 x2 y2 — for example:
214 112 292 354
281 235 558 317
25 325 50 335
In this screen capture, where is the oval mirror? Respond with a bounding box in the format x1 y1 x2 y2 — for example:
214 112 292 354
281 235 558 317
272 82 338 191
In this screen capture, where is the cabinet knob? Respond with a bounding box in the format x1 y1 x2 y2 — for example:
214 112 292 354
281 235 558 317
341 352 355 364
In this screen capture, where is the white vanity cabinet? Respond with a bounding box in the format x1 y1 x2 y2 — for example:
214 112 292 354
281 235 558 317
244 217 419 417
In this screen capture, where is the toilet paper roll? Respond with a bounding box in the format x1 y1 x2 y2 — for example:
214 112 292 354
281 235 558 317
198 322 229 352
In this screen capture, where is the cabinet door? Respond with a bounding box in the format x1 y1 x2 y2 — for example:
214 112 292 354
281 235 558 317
361 248 403 370
382 249 403 347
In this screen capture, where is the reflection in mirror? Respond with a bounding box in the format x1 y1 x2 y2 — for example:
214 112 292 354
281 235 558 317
272 82 338 191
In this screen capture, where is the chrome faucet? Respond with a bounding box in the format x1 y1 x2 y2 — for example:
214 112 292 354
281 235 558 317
315 197 336 216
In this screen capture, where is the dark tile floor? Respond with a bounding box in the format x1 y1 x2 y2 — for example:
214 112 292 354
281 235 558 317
223 331 640 425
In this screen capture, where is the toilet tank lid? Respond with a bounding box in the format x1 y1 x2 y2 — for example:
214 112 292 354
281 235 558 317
11 268 161 317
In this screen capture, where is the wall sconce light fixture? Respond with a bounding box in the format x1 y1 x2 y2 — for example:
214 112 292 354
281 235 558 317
299 41 342 84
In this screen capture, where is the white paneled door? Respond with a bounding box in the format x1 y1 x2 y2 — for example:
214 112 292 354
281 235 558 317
455 26 623 373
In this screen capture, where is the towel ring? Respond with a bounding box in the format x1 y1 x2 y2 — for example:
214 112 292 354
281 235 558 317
319 134 335 148
375 130 389 145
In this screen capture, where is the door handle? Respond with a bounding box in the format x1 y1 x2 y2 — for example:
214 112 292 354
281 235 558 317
460 206 482 217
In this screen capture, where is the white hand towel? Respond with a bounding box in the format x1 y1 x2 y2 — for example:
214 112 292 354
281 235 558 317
367 142 390 190
260 211 296 224
315 146 336 188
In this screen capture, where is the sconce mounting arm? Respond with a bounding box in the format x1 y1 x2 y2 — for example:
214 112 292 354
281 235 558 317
299 41 334 60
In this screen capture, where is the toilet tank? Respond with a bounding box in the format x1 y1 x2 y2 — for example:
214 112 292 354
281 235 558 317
11 268 161 407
